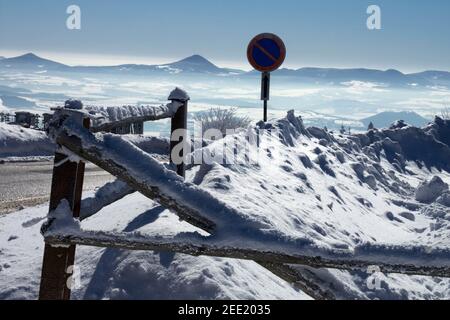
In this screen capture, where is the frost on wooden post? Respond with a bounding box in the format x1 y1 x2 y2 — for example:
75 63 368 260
64 99 83 110
168 87 190 101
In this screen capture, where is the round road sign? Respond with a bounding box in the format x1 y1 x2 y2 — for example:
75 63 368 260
247 33 286 72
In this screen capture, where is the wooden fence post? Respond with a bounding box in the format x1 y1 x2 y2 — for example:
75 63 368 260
169 88 190 178
38 103 90 300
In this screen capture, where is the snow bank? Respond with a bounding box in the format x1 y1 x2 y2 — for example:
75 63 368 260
180 112 450 298
0 123 55 158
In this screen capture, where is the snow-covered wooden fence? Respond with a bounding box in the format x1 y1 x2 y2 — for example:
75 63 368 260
38 88 450 300
38 88 189 299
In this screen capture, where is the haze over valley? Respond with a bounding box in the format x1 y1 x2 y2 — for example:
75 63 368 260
1 53 448 133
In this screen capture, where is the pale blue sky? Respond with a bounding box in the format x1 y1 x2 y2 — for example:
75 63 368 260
1 0 450 71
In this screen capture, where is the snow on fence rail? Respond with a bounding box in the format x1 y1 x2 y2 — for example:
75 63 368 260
59 87 188 133
86 102 183 133
38 87 450 300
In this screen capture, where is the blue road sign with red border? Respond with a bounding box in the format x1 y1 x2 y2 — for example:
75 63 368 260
247 33 286 72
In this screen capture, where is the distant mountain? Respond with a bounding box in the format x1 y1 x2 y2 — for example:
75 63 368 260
272 67 439 88
0 53 68 70
0 53 241 75
361 111 429 129
409 70 450 82
0 53 449 88
253 66 450 89
0 53 242 75
160 55 242 74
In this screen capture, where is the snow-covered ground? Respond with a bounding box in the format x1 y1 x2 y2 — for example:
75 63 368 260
1 113 449 300
0 194 309 300
0 123 54 159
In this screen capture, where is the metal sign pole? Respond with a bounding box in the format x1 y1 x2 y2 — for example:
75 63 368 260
261 72 270 122
247 33 286 123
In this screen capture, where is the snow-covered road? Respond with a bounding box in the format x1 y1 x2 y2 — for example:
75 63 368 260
0 162 114 214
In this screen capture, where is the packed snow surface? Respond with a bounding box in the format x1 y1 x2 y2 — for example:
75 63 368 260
0 195 308 300
0 123 55 158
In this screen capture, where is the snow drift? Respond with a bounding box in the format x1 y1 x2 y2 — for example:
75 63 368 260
0 123 55 159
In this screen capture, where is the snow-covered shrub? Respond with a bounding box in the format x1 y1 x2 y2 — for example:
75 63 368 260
194 108 250 136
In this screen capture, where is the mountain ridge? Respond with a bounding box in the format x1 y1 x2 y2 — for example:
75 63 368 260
1 53 450 87
0 53 69 69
